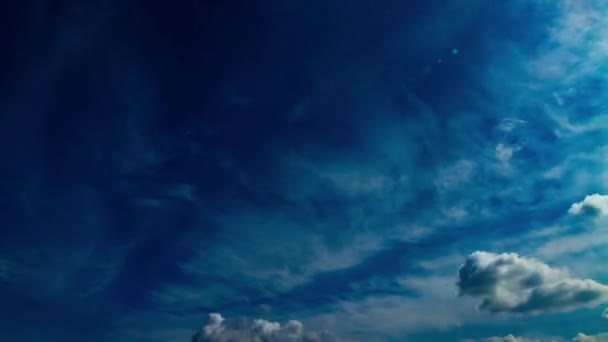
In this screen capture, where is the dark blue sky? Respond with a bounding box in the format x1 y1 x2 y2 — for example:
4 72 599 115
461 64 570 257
2 1 608 341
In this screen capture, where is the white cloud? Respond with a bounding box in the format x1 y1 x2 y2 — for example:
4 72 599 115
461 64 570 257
251 319 281 338
464 333 608 342
192 313 334 342
572 333 608 342
202 313 225 339
458 251 608 314
463 335 546 342
491 336 538 342
283 321 303 338
568 194 608 217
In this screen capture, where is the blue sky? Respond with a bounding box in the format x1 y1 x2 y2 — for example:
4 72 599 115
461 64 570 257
1 0 608 341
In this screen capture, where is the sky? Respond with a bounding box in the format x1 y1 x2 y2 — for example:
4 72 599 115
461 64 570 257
1 0 608 341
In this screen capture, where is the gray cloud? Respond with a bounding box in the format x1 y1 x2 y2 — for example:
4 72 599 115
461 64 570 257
192 313 337 342
457 251 608 314
568 194 608 217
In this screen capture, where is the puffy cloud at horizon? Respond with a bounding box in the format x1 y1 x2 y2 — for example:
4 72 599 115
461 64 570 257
191 313 336 342
572 333 608 342
457 251 608 314
462 335 548 342
464 332 608 342
202 313 225 339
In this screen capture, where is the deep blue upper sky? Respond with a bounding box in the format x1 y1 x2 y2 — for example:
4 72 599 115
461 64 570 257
2 1 608 341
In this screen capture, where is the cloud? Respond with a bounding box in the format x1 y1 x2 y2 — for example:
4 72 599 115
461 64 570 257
202 313 225 339
568 194 608 217
464 333 608 342
463 335 545 342
495 144 515 164
572 333 608 342
457 251 608 314
192 313 335 342
251 319 282 338
435 160 476 188
497 118 526 133
490 337 539 342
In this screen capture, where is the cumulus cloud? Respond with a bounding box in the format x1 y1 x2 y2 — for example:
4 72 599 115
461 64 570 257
463 335 555 342
568 194 608 217
572 333 608 342
251 319 281 337
203 313 225 338
192 313 335 342
457 251 608 314
464 333 608 342
480 334 541 342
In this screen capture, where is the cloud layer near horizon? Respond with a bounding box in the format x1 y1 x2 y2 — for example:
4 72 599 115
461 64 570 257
464 332 608 342
192 313 337 342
